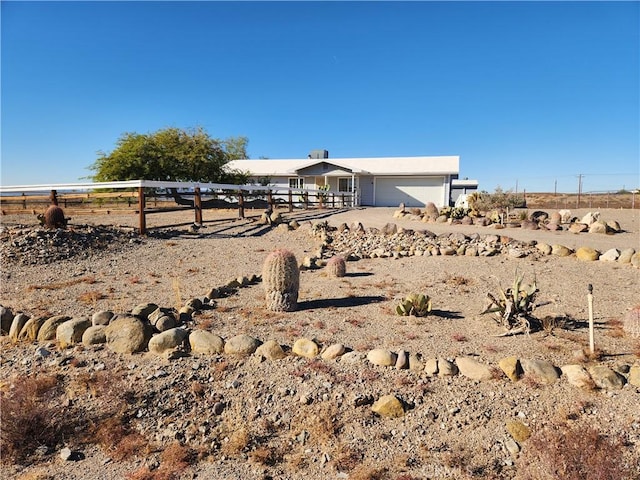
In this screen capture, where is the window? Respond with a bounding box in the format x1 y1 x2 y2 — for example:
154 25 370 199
289 177 304 189
338 178 353 192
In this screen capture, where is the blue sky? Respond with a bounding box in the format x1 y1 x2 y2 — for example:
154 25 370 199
2 1 638 193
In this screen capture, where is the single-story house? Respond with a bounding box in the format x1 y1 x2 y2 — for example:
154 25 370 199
226 154 477 207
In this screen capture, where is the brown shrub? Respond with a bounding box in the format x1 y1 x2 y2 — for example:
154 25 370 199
0 374 70 464
515 422 636 480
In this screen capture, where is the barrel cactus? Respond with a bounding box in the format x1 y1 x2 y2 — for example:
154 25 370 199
396 293 432 317
325 256 346 278
43 205 67 229
262 249 299 312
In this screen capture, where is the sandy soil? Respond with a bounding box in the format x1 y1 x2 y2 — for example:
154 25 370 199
1 207 639 480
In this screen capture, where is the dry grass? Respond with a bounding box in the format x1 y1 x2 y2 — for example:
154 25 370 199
452 333 468 342
0 374 69 464
77 290 107 305
126 442 195 480
92 415 150 461
515 422 637 480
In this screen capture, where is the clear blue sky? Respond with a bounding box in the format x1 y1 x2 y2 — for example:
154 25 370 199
2 1 639 193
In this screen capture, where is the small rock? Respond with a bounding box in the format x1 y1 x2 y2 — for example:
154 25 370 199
498 357 521 382
551 244 572 257
456 356 494 381
618 248 635 264
576 247 599 261
588 365 625 390
82 325 107 346
92 311 114 326
292 338 319 358
255 340 287 360
438 358 458 376
395 350 409 370
321 343 346 360
371 394 405 418
561 364 594 389
56 318 91 348
568 223 588 234
408 354 424 372
148 328 188 355
504 438 520 456
60 447 73 461
189 330 224 355
424 358 438 376
588 221 609 234
340 351 364 364
520 358 560 384
535 243 552 255
367 349 397 367
130 303 158 320
224 334 261 355
599 248 620 262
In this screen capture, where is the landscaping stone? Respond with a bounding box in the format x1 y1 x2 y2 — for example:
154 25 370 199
292 338 319 358
618 248 635 264
456 356 494 381
560 364 594 389
255 340 287 360
438 358 458 376
9 313 29 342
576 247 599 261
424 358 438 376
148 328 188 355
321 343 346 360
224 334 261 355
57 318 91 348
18 316 47 342
551 244 572 257
371 394 405 418
498 357 521 382
0 306 13 334
367 349 397 367
520 358 560 384
395 350 409 369
189 330 224 355
130 303 158 319
82 325 107 346
92 310 114 326
599 248 620 262
37 315 72 341
628 365 640 387
105 316 152 354
588 365 625 390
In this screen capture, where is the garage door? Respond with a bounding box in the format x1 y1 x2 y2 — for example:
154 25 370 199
374 176 444 207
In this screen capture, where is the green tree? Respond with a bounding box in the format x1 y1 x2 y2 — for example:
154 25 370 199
89 127 249 184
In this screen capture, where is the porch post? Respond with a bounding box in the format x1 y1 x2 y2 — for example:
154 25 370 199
288 189 293 213
194 187 202 225
138 186 146 235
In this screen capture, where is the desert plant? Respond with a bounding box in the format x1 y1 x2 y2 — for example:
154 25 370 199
262 249 299 312
396 293 432 317
325 256 346 277
481 273 539 335
515 422 637 480
0 374 69 464
43 205 67 229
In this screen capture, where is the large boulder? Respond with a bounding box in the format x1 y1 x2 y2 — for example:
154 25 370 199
105 316 152 354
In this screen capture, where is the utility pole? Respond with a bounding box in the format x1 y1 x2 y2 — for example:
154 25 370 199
577 174 583 208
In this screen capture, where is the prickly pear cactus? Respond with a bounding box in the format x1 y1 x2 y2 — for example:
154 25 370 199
396 293 432 317
43 205 67 229
325 256 346 278
262 249 299 312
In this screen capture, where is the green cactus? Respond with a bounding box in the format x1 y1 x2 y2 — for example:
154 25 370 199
325 256 346 278
262 249 300 312
481 272 539 335
395 293 432 317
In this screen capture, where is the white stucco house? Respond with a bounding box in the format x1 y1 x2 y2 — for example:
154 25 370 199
226 154 477 207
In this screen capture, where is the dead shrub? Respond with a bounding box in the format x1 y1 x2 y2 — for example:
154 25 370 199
92 415 150 461
515 422 636 480
0 374 71 464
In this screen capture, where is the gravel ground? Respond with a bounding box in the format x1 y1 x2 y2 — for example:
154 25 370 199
1 207 639 480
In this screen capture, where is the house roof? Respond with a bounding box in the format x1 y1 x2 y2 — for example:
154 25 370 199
226 156 460 176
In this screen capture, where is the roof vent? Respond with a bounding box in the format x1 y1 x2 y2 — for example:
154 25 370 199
309 149 329 159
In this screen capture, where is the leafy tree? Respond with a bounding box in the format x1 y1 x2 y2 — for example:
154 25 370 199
89 127 250 184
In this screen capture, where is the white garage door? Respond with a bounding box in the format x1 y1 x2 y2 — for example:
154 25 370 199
374 176 444 207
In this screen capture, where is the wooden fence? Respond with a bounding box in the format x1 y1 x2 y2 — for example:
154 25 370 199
0 180 355 234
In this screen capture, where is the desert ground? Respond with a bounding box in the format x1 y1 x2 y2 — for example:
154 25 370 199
1 206 639 480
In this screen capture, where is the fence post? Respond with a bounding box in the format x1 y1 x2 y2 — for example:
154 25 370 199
267 190 274 212
49 190 58 206
331 193 335 208
138 187 146 235
194 187 203 225
341 193 345 207
304 191 309 210
288 190 293 213
238 189 245 219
